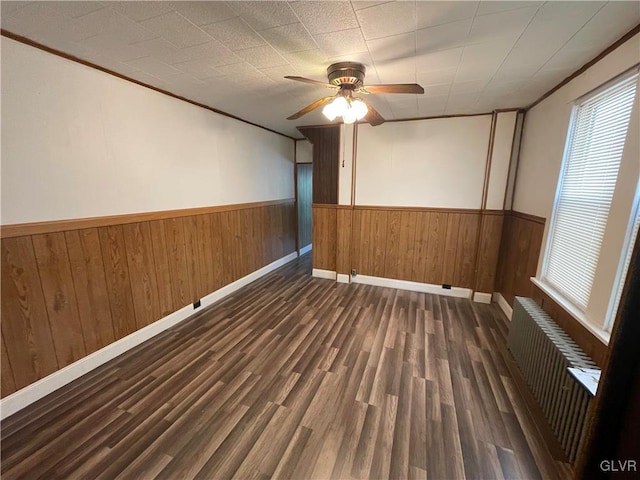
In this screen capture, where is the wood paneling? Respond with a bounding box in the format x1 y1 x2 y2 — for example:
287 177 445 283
0 254 571 480
352 208 388 278
299 126 339 205
312 205 507 295
0 199 294 239
495 211 608 367
297 164 313 249
32 233 86 368
148 221 175 318
351 207 481 289
336 208 352 275
475 212 505 293
0 201 295 397
99 225 138 339
123 222 161 330
163 218 193 310
1 335 16 397
1 236 59 392
312 205 337 271
423 212 446 284
209 213 226 293
495 211 545 306
65 228 116 354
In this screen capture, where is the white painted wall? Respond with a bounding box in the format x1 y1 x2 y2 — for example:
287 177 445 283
513 33 640 333
513 33 640 219
295 139 312 164
486 111 517 210
355 116 492 209
339 123 355 205
1 38 294 225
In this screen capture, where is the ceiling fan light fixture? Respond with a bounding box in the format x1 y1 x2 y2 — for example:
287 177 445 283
322 102 338 121
286 61 423 126
322 96 368 123
343 109 357 124
351 99 368 120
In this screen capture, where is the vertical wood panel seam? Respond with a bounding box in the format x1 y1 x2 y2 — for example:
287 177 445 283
121 226 142 332
148 222 163 322
94 229 117 344
29 235 61 371
62 232 89 355
381 211 389 280
2 332 17 395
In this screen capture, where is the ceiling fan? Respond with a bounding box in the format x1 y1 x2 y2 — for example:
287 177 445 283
284 62 424 126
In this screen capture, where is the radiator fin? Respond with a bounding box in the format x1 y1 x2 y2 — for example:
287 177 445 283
508 296 596 463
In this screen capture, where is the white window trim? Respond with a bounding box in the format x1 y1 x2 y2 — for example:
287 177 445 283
531 277 611 345
604 180 640 331
538 68 639 339
539 103 578 293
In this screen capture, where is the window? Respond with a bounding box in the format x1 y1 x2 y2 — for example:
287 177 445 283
606 198 640 330
543 72 638 318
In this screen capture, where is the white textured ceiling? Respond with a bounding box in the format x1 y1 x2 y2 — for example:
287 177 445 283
2 1 639 137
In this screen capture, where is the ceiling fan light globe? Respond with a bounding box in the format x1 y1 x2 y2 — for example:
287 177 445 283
343 109 357 124
333 96 349 114
351 99 368 120
322 103 337 121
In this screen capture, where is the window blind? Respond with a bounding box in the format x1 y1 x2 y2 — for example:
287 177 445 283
544 73 638 310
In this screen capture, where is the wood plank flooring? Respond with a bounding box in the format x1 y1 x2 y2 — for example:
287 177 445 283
1 254 571 479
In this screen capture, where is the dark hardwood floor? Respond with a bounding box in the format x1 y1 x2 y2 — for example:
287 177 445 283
1 253 571 479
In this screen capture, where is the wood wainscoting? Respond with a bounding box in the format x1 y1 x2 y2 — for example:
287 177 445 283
312 204 337 272
312 205 505 292
298 126 340 205
0 200 295 398
495 211 546 306
493 211 609 366
352 207 480 289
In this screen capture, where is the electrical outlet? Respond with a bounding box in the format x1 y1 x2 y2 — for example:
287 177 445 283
442 284 452 290
193 300 201 309
351 269 357 276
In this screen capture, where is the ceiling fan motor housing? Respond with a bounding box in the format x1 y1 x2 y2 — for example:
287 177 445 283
327 62 366 88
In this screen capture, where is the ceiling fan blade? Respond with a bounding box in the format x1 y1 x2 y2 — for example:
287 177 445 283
284 76 339 89
361 83 424 94
362 101 385 126
287 96 335 120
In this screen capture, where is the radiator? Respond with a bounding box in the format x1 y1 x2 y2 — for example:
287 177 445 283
508 297 597 463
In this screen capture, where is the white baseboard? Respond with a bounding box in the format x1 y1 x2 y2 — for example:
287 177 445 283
351 274 472 299
312 268 337 280
199 251 298 310
0 251 299 421
299 243 312 256
473 292 492 304
494 292 513 320
336 273 350 284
